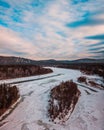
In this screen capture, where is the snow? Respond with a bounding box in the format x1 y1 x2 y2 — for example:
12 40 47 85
53 99 59 107
0 67 104 130
0 97 21 121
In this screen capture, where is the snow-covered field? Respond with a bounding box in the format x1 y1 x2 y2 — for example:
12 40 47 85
0 67 104 130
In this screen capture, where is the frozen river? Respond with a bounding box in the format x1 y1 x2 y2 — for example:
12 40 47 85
0 67 104 130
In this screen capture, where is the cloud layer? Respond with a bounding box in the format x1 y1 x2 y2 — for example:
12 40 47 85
0 0 104 60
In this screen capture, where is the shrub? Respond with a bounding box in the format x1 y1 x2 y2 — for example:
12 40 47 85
77 76 87 84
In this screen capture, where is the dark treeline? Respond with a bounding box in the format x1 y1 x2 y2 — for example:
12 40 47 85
57 63 104 78
0 84 19 116
0 65 53 80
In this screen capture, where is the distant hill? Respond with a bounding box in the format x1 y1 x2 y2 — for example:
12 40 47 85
0 56 104 66
38 58 104 65
0 56 37 65
66 58 104 64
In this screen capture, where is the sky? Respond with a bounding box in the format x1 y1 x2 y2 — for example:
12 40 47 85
0 0 104 60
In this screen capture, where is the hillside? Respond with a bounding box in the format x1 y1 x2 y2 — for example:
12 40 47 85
0 56 104 66
0 56 36 65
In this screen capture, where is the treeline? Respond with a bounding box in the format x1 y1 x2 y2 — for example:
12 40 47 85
0 65 53 80
48 80 80 122
57 63 104 78
0 84 19 116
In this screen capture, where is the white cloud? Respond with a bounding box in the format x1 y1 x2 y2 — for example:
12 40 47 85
0 0 104 59
0 26 39 59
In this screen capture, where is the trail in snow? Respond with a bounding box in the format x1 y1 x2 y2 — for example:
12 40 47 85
76 83 98 92
0 67 104 130
9 74 62 85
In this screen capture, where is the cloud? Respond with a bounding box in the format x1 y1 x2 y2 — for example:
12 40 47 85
0 0 10 8
66 17 104 28
72 0 89 5
0 0 104 60
88 46 104 52
88 42 104 47
85 34 104 40
66 9 104 28
0 26 39 59
89 50 104 56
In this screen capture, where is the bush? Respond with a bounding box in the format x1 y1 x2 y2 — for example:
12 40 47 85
77 76 87 84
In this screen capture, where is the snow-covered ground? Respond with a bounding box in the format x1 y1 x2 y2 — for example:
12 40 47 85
0 67 104 130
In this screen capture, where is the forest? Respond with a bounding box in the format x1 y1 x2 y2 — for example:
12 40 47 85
0 65 53 80
57 63 104 79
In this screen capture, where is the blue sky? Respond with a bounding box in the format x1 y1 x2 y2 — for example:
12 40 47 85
0 0 104 60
